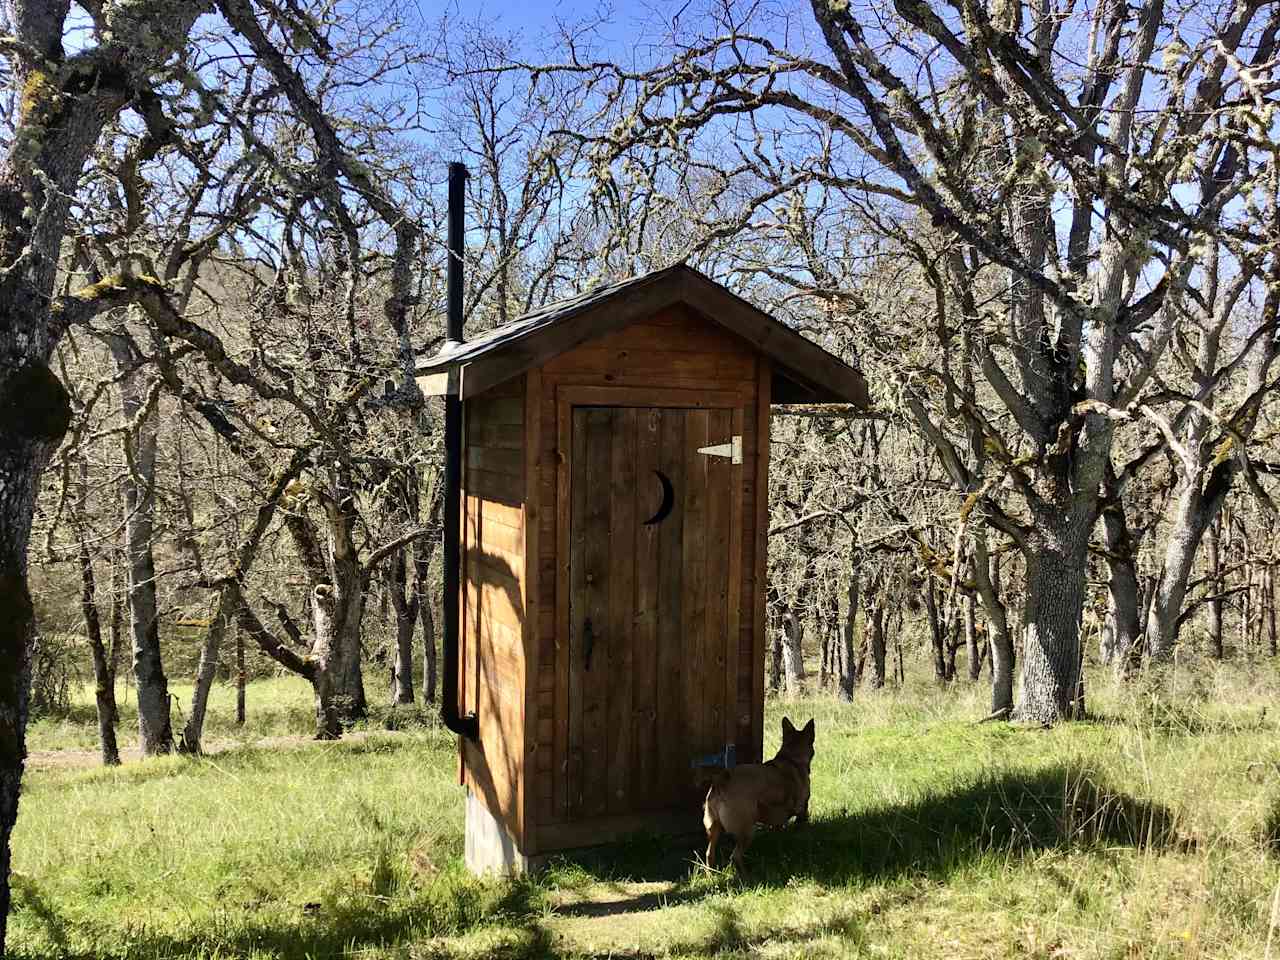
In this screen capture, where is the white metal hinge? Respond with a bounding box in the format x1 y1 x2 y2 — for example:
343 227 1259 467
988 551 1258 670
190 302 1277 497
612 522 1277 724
697 435 742 464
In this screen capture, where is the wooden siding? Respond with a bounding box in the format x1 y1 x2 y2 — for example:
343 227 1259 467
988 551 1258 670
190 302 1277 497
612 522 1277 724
524 305 768 849
461 376 527 848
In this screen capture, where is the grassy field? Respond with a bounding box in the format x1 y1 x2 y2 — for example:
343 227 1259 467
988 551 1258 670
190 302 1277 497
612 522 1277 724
9 662 1280 959
25 675 321 757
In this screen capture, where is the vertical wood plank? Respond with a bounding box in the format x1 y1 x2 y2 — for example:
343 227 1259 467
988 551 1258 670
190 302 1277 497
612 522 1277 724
751 362 772 764
737 386 752 757
579 408 613 818
702 409 730 762
632 408 661 811
607 408 637 815
562 405 585 819
548 385 568 825
681 408 709 802
656 410 686 808
522 369 541 850
737 387 757 754
724 405 744 758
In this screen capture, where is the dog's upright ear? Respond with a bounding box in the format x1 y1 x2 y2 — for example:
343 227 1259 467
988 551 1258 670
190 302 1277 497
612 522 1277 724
802 718 815 742
781 716 795 738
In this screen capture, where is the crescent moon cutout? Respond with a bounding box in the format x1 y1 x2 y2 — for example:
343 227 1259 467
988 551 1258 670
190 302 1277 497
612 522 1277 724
643 470 675 525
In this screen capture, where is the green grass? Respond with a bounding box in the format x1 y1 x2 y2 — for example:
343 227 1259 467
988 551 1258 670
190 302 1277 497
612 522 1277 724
10 662 1280 958
26 675 321 754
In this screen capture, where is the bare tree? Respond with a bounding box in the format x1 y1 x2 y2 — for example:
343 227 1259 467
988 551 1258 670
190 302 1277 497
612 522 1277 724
515 0 1279 722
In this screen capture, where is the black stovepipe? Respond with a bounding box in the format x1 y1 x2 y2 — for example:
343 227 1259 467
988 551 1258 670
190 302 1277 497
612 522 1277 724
441 160 478 741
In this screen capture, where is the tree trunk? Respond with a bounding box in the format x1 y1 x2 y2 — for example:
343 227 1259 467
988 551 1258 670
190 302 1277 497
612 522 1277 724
780 607 805 695
388 549 416 706
0 6 203 942
836 575 859 701
310 561 368 739
77 488 120 767
865 603 887 689
769 621 783 693
1073 641 1086 720
0 370 72 950
178 594 231 754
964 595 979 681
1239 533 1252 653
1014 522 1088 725
893 608 905 685
0 140 70 960
235 621 246 725
924 577 948 681
1145 480 1216 661
420 586 437 705
945 611 960 681
974 538 1014 716
1267 566 1277 657
391 608 415 706
116 354 173 756
1100 494 1143 674
1206 514 1224 659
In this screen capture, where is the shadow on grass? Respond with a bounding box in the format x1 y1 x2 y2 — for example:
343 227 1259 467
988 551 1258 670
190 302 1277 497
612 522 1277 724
749 763 1186 887
647 900 864 958
9 869 544 960
552 762 1185 891
8 765 1183 960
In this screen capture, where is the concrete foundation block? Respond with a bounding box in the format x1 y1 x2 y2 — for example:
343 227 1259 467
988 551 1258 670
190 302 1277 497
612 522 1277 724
464 789 543 875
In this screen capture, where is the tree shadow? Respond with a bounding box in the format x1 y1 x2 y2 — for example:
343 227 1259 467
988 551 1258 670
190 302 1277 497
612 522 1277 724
549 763 1186 893
8 869 518 960
469 898 864 960
656 900 864 957
747 763 1187 887
7 766 1184 960
8 876 71 957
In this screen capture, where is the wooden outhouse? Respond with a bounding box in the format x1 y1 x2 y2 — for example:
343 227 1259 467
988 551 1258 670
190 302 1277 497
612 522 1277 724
416 264 869 872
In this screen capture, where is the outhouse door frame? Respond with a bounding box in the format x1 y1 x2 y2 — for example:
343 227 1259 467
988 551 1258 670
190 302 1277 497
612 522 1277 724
552 384 750 831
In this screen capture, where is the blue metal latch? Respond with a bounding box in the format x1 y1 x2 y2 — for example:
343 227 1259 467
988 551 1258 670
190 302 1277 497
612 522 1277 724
691 743 736 769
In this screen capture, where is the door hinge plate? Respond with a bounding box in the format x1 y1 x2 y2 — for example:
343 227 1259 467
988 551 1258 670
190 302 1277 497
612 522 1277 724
697 435 742 464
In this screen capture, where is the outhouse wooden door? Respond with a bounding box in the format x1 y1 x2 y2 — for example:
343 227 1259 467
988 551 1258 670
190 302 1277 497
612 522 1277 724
563 400 744 822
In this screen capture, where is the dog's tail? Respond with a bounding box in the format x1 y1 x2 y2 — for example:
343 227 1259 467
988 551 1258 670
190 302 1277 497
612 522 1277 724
703 769 733 831
702 769 733 818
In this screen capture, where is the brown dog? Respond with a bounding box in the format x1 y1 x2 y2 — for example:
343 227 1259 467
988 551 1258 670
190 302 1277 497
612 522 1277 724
703 717 814 871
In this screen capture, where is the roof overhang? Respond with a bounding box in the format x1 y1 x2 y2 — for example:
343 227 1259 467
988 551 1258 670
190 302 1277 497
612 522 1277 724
415 265 870 408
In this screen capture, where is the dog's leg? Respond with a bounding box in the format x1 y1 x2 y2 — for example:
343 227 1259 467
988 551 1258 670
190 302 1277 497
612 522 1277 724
731 824 755 873
705 819 722 869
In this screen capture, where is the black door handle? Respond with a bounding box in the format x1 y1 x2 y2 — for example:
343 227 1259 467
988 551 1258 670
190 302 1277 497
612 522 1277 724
583 617 596 671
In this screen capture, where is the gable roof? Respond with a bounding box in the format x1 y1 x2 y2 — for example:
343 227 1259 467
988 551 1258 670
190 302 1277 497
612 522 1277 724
415 264 870 406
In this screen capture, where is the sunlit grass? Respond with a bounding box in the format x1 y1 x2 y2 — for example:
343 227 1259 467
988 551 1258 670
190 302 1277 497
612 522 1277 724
26 674 322 755
9 658 1280 958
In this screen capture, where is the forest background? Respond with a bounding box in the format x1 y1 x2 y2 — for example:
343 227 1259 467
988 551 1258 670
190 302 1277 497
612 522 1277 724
1 0 1279 955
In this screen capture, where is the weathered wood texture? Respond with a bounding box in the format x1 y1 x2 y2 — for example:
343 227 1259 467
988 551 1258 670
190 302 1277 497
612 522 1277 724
418 264 869 406
460 306 772 858
460 376 528 848
527 307 767 848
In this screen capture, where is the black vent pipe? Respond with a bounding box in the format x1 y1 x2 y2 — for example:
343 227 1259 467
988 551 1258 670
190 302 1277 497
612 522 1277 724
441 162 479 741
